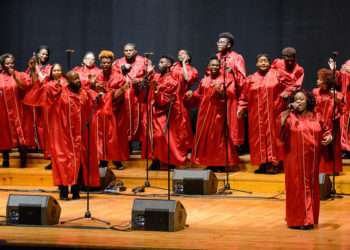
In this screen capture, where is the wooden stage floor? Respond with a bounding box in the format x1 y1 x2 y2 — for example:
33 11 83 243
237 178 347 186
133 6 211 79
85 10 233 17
0 188 349 250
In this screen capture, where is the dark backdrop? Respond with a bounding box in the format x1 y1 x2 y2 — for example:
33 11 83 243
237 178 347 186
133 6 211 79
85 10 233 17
1 0 349 88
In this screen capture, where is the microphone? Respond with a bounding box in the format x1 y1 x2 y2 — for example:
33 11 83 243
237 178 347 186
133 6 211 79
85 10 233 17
331 51 339 60
65 49 75 53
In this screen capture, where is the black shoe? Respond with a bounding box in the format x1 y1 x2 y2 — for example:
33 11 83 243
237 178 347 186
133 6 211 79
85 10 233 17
289 225 314 230
149 159 160 170
99 160 109 168
254 164 267 174
168 164 176 170
71 185 80 200
113 161 125 170
2 152 10 168
45 163 52 170
342 151 350 159
59 186 69 200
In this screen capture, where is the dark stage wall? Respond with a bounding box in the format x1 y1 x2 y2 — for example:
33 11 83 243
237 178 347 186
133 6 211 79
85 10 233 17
1 0 349 88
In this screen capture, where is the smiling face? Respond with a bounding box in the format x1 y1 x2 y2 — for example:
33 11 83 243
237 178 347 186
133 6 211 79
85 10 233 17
100 57 113 72
216 37 231 53
256 56 270 73
37 48 49 64
208 58 220 77
3 56 15 73
51 64 62 80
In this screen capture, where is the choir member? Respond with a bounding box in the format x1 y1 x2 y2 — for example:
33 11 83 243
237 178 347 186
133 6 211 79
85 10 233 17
92 50 129 170
171 49 199 93
329 59 350 158
146 55 193 167
280 90 332 230
313 68 344 174
272 47 304 90
237 54 294 174
186 57 239 169
24 70 102 200
72 51 101 88
113 43 151 144
216 32 246 150
0 54 32 167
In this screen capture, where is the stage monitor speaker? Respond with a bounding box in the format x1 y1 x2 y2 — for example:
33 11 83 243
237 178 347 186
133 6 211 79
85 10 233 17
6 194 61 225
172 169 218 195
131 199 187 232
319 173 332 200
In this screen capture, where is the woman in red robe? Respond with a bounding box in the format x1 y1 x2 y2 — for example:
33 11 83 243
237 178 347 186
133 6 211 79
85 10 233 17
237 54 294 174
280 90 332 229
0 54 31 167
24 70 101 200
186 57 239 169
72 52 101 89
312 68 344 174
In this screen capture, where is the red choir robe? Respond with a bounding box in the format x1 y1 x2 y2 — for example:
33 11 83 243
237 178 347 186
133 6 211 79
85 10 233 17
237 69 294 166
0 71 32 150
190 73 240 167
171 62 199 95
313 88 344 174
217 50 246 145
24 64 53 155
271 58 304 90
336 66 350 151
95 71 129 161
145 72 193 166
23 81 101 187
72 65 101 89
113 55 150 141
280 112 331 227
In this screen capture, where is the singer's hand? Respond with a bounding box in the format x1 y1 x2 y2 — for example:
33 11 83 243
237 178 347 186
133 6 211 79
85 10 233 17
328 58 336 71
185 90 193 99
27 58 36 71
237 109 245 119
88 74 97 84
146 64 154 74
321 134 333 146
124 64 131 70
281 91 289 99
288 102 297 110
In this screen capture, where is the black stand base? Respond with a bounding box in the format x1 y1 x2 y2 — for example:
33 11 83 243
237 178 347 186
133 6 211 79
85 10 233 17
217 182 253 195
61 210 110 225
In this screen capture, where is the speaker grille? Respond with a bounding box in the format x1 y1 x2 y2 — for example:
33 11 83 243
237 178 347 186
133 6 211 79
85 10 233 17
144 209 169 231
184 178 204 195
18 205 42 225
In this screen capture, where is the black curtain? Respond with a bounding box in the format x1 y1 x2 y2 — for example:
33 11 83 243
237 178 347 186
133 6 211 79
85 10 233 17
1 0 350 88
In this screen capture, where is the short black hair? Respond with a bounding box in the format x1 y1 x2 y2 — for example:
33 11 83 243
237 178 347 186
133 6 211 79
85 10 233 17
208 55 220 64
160 55 175 65
218 32 235 47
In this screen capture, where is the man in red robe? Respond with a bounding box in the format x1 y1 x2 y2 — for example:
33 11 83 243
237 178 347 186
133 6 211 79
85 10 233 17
145 56 193 167
92 50 129 170
72 52 101 89
313 68 344 174
216 32 246 150
186 57 240 169
113 43 151 144
0 53 32 168
24 70 101 200
237 54 294 174
271 47 304 90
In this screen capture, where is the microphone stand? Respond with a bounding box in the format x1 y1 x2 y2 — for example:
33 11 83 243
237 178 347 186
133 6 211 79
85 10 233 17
61 94 111 226
218 54 252 195
330 54 343 199
132 54 166 193
65 49 75 71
